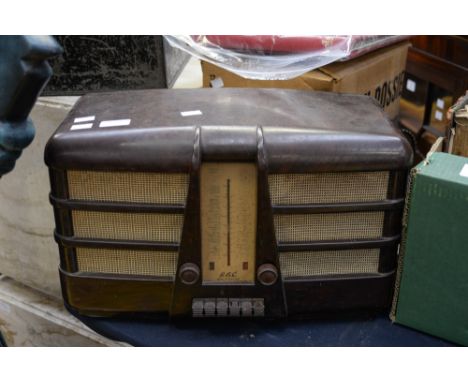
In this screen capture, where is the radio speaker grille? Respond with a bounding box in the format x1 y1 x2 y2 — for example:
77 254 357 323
67 171 189 204
274 211 384 243
75 247 178 277
269 171 389 205
72 210 184 243
279 249 380 277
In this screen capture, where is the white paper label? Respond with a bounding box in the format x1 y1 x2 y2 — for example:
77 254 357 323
99 119 131 128
74 116 95 123
435 110 444 121
436 98 445 109
181 110 202 117
70 123 93 130
460 164 468 178
406 79 416 92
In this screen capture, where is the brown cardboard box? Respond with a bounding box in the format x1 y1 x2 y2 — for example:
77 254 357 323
202 41 410 120
452 104 468 157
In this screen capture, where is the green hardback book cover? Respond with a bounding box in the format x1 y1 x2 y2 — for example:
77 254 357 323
392 152 468 345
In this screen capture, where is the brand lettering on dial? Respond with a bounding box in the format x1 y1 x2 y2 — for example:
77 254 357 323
218 272 238 280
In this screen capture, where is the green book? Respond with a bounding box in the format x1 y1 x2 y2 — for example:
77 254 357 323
391 152 468 345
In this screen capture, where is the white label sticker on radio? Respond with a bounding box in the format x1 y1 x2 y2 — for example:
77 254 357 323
436 98 445 109
74 116 95 123
460 164 468 178
406 79 416 92
70 123 93 130
99 119 131 128
435 110 443 121
181 110 202 117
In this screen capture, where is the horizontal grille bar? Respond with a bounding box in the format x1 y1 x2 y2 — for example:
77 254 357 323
50 194 186 213
277 235 400 251
54 231 180 251
272 199 404 214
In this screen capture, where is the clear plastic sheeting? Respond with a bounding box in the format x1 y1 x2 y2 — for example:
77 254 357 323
165 35 407 80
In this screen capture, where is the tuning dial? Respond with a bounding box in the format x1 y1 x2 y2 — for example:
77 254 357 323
179 263 200 285
257 264 278 286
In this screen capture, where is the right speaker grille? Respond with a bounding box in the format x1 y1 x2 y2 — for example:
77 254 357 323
274 211 385 243
279 249 380 278
269 171 391 278
269 171 389 205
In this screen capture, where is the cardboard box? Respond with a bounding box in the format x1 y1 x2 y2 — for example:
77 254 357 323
391 152 468 345
452 105 468 157
202 41 409 119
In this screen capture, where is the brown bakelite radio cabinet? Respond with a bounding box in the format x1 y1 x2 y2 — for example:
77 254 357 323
45 88 412 319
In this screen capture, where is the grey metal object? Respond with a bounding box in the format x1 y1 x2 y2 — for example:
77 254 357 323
0 35 61 175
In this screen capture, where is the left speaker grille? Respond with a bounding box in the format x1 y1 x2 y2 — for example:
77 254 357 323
72 210 184 243
67 170 189 204
76 247 178 277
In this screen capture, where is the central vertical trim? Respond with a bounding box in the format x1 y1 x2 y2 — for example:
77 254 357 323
200 163 257 284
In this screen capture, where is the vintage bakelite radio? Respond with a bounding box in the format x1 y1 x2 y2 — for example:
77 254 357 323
45 88 412 319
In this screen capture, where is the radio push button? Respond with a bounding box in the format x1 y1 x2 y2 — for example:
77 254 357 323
216 298 229 316
192 299 204 317
240 299 253 316
204 299 216 317
253 299 265 317
229 299 241 316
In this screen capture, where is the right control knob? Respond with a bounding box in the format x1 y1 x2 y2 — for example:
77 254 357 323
257 264 278 286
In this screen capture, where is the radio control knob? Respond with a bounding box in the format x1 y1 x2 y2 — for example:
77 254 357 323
179 263 200 285
257 264 278 286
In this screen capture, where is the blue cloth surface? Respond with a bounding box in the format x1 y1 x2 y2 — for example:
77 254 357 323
72 310 454 347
